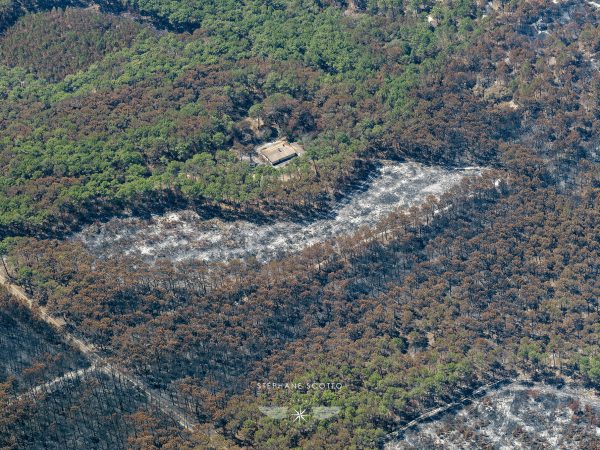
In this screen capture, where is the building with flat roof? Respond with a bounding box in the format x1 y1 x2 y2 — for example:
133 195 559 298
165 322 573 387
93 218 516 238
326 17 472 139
257 140 301 166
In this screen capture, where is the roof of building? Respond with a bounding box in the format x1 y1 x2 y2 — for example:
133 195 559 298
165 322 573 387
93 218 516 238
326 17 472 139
258 140 298 165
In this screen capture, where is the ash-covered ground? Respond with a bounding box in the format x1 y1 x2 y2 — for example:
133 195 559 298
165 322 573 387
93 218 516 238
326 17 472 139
387 383 600 450
76 162 481 263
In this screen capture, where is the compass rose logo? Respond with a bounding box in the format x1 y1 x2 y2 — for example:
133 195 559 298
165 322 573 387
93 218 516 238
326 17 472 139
291 409 307 422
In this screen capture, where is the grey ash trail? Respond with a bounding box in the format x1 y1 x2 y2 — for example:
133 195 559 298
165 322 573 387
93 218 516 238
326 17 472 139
77 161 482 263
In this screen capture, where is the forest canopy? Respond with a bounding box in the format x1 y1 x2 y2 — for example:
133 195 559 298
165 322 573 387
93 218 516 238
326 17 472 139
0 0 488 238
0 0 599 449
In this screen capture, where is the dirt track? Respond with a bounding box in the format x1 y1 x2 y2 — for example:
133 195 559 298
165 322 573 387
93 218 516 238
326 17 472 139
0 267 197 432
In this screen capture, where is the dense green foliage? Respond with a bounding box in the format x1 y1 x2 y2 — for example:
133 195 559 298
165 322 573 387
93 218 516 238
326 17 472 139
0 0 86 32
0 8 142 81
0 1 485 238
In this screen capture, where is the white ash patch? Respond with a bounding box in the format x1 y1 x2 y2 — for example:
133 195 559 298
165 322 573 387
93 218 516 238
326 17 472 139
387 383 600 450
76 162 481 264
